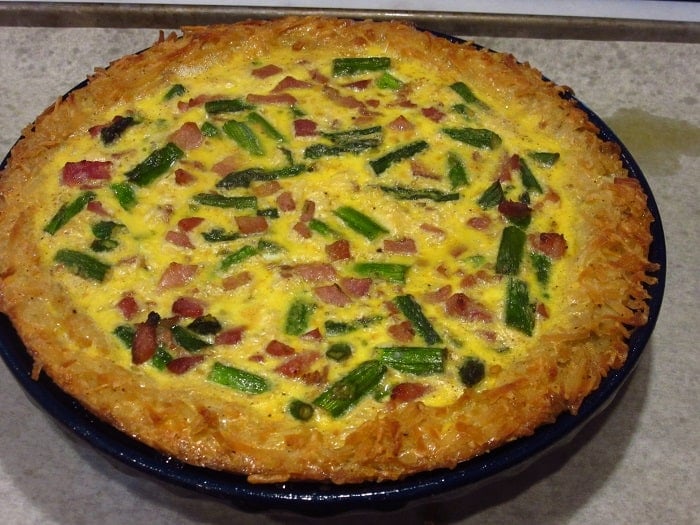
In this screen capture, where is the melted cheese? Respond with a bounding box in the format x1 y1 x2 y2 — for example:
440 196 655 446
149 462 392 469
35 40 578 433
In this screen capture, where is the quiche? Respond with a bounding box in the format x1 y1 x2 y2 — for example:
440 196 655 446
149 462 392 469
0 17 657 484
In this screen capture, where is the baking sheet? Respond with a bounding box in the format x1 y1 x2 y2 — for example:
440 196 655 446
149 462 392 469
5 0 700 22
0 2 699 42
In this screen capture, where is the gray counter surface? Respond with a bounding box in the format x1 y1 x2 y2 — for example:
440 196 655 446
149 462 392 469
0 17 698 525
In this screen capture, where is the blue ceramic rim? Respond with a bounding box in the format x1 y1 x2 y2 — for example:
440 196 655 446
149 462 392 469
0 32 666 516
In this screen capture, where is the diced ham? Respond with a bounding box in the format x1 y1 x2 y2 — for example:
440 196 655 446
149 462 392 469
301 328 322 341
86 200 111 217
323 86 365 110
498 200 531 221
340 277 372 298
542 190 561 204
314 284 351 307
294 119 317 137
300 200 315 222
171 296 205 318
276 191 296 211
411 160 440 180
222 271 252 291
274 351 320 378
342 79 371 90
384 300 400 315
383 237 417 254
265 339 296 357
177 216 204 232
131 312 160 364
175 168 196 186
421 106 446 122
390 382 430 402
529 232 568 259
293 221 312 239
325 239 351 261
273 76 312 91
394 89 417 108
388 321 415 343
155 316 179 350
251 64 283 78
445 293 492 322
388 115 414 131
423 285 452 304
467 215 491 230
215 327 245 345
301 366 329 386
460 270 491 288
116 295 139 320
235 215 268 234
436 263 450 278
165 230 194 249
158 262 198 289
169 122 202 150
309 69 329 84
498 154 520 182
450 244 468 258
477 330 498 343
246 93 297 106
88 124 103 138
292 263 337 282
167 355 205 375
212 155 238 176
537 302 550 318
177 94 214 112
251 180 282 197
366 99 380 108
61 160 112 188
420 223 446 238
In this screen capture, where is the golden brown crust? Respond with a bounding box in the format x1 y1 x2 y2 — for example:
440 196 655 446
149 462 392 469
0 17 656 484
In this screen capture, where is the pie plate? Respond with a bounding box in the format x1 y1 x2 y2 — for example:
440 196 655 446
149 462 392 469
0 30 665 516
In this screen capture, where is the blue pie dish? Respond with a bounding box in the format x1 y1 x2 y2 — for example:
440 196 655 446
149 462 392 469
0 31 665 516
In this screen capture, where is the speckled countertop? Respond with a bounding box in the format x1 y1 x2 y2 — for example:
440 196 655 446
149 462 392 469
0 10 698 525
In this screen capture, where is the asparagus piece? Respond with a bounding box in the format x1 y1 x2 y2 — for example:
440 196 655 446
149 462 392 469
458 356 486 387
378 185 459 203
370 140 429 175
353 262 410 284
495 225 527 275
394 294 443 345
477 180 504 209
208 362 269 394
378 346 447 375
192 193 257 209
333 206 389 240
284 299 316 336
313 360 387 417
332 57 391 76
204 99 252 114
288 399 314 421
54 249 110 282
110 182 137 211
44 191 95 235
442 127 501 149
216 164 307 189
505 278 535 335
222 120 264 156
125 143 184 187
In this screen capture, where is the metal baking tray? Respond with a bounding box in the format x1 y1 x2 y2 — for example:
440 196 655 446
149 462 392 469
0 2 699 42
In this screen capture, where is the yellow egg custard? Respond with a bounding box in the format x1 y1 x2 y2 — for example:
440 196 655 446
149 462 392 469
0 17 657 483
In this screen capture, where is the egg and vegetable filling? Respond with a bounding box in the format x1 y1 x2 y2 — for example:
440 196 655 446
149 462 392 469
37 45 574 429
